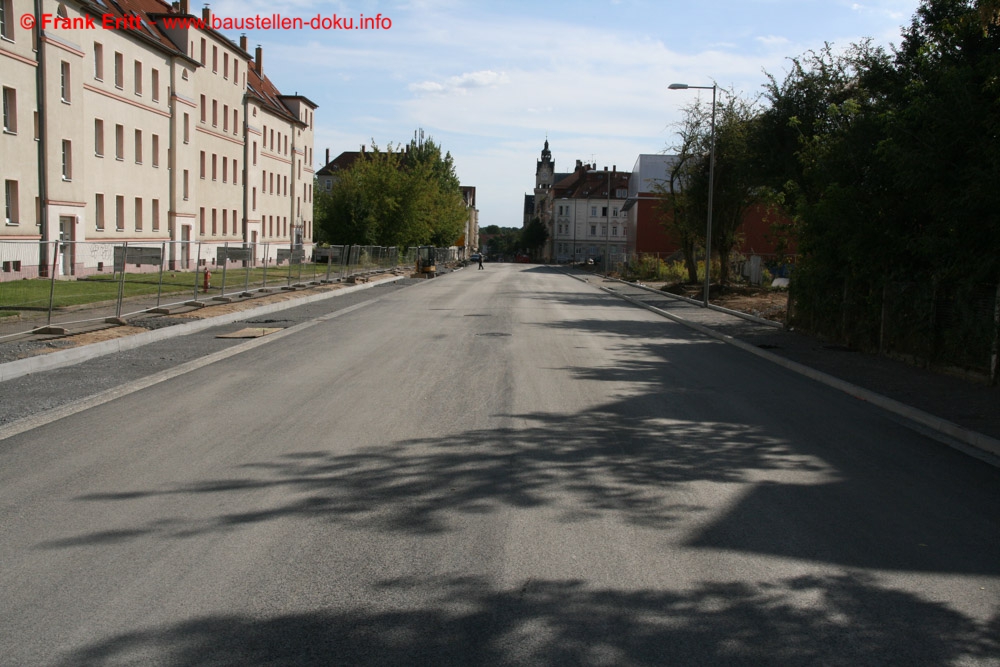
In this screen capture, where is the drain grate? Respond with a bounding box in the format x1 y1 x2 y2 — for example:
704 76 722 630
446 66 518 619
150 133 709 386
476 332 511 337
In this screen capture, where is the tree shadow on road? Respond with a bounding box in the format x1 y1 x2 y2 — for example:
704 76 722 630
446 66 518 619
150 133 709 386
57 573 999 666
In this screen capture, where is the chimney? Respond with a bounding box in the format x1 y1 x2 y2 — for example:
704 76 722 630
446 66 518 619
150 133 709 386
255 45 263 75
202 4 210 23
179 0 189 14
325 148 329 165
361 145 366 154
239 34 247 51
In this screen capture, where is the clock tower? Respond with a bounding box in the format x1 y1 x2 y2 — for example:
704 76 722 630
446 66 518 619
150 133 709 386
536 139 554 190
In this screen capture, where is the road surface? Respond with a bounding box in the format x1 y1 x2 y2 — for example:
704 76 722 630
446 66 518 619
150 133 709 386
1 264 998 665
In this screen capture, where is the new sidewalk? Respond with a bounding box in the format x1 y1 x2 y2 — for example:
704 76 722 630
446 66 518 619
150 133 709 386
570 270 1000 462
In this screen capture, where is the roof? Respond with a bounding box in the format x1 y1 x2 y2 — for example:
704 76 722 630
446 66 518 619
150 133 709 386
555 168 630 200
77 0 313 125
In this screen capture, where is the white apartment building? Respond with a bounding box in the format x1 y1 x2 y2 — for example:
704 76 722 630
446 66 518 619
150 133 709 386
550 159 630 264
0 0 316 277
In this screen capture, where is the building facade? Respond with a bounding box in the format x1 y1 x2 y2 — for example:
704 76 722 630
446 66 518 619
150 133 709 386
1 0 316 277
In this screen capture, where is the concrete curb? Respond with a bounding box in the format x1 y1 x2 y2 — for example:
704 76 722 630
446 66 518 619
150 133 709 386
589 282 1000 461
0 275 406 383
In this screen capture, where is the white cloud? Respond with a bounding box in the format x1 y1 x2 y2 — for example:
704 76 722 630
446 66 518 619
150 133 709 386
409 70 511 95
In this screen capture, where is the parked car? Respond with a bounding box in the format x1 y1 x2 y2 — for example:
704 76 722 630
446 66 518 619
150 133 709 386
470 253 482 263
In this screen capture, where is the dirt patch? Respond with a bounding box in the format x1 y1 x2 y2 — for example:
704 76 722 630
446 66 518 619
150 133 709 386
5 273 404 358
652 282 789 323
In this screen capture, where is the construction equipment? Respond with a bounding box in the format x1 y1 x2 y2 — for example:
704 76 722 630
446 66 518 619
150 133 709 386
415 246 437 277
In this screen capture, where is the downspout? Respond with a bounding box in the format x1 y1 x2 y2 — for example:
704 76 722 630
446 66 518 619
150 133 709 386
33 0 49 274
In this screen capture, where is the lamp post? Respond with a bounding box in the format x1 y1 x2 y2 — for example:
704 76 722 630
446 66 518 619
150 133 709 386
669 82 716 307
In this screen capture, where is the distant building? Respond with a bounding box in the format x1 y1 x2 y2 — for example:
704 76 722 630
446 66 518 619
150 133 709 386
460 186 478 255
625 154 796 260
551 160 630 263
624 154 682 257
1 0 316 277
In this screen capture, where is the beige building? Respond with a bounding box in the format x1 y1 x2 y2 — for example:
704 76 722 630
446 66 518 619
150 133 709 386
0 0 316 276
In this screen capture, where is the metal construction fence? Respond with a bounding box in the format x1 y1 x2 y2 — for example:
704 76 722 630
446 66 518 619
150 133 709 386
788 279 1000 383
0 241 439 340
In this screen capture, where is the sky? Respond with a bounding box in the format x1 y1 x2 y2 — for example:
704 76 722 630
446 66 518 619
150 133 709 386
207 0 923 230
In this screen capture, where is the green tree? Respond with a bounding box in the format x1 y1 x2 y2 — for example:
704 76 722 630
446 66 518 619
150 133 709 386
315 137 468 248
521 217 549 258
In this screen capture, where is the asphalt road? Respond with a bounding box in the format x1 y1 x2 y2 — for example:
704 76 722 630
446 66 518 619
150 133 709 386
1 264 998 666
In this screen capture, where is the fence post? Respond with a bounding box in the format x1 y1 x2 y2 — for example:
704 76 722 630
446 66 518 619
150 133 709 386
262 243 270 289
116 242 128 319
991 282 1000 386
193 242 202 300
45 240 59 326
156 242 166 308
220 242 229 296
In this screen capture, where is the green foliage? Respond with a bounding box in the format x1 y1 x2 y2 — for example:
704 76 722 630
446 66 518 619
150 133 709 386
521 217 549 256
315 137 468 248
486 227 522 257
754 0 1000 367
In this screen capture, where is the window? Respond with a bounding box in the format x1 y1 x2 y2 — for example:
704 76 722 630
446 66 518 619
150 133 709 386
612 226 618 236
602 225 607 236
133 60 142 95
211 153 217 180
151 134 159 167
2 86 15 133
252 141 257 165
200 38 206 65
223 52 228 79
223 104 228 131
212 99 217 126
115 124 123 160
183 113 190 143
134 129 142 164
134 197 142 231
222 156 227 183
252 187 256 210
4 180 18 225
182 170 189 200
114 52 123 89
151 198 159 231
601 206 608 217
232 159 237 185
0 0 14 40
94 118 104 156
211 208 217 235
212 45 217 73
60 61 71 102
222 208 227 235
200 95 206 123
591 206 597 217
233 60 239 85
199 151 205 178
33 111 38 140
94 193 104 230
61 140 72 180
93 43 103 80
616 188 628 198
612 207 619 217
151 68 159 102
199 207 205 234
115 195 125 231
232 109 238 135
590 225 596 235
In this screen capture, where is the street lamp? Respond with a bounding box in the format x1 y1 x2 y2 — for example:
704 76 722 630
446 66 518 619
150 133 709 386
669 82 716 307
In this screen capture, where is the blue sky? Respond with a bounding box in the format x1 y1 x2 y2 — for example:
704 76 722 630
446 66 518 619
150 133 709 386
209 0 922 230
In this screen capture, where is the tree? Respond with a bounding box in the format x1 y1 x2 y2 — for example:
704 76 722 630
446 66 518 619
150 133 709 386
665 90 763 285
521 217 549 258
315 136 469 248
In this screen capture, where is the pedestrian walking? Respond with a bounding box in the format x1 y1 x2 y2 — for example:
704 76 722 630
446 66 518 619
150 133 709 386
478 254 484 270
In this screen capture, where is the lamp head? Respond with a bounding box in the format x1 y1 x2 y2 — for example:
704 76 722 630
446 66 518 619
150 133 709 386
668 83 689 90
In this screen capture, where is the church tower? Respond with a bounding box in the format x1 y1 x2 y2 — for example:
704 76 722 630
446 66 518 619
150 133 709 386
536 139 554 190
